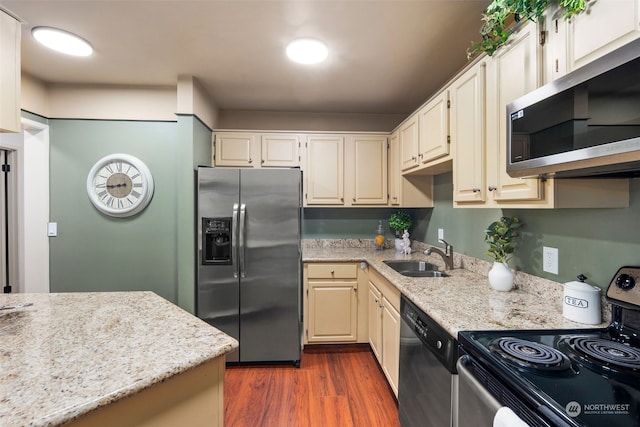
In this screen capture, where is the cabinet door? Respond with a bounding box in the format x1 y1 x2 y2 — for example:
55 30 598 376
261 134 300 167
368 282 382 362
348 135 388 205
388 131 401 206
382 296 400 397
305 135 344 205
486 22 543 202
568 0 640 71
0 10 21 133
214 133 258 167
418 91 450 163
307 280 358 343
452 61 486 203
399 115 419 171
542 5 568 84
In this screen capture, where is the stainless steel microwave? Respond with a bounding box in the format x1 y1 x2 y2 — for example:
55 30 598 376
507 38 640 178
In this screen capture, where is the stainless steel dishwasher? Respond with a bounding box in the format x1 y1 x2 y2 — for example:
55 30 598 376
398 295 458 427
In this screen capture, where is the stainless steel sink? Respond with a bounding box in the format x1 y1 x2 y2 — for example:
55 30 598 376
383 260 449 278
400 270 449 278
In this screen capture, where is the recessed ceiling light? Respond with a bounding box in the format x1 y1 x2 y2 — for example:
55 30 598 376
286 38 328 65
32 26 93 57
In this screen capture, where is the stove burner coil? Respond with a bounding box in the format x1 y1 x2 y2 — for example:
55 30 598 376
564 337 640 371
489 337 571 371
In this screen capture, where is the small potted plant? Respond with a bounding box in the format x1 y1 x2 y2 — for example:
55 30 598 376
389 210 413 251
484 216 522 291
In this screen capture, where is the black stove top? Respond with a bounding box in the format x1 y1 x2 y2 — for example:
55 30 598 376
458 267 640 427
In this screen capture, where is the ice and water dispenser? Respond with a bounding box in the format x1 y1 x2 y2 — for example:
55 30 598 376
202 217 232 264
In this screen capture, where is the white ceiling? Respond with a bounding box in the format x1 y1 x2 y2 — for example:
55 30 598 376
3 0 491 115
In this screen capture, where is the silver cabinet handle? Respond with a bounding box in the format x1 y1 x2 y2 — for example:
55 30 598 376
472 188 480 193
488 186 497 191
352 197 356 202
248 158 253 164
239 203 247 278
232 203 239 278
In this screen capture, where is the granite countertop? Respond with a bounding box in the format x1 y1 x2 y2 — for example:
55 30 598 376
303 246 608 337
0 291 238 427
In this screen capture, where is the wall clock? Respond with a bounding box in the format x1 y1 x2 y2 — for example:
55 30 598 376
86 153 154 218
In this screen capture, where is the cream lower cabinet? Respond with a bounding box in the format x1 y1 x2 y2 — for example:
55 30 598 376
304 263 367 344
0 9 21 133
368 269 400 397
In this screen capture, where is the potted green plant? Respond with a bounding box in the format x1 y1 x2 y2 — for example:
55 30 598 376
467 0 587 59
484 216 522 291
389 210 413 251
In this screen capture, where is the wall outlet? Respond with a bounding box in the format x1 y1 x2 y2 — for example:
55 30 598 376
438 228 444 241
543 246 559 274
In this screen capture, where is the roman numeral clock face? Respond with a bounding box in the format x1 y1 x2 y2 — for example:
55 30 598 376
86 154 154 217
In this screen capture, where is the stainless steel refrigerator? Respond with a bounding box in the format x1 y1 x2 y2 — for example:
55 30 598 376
196 167 302 365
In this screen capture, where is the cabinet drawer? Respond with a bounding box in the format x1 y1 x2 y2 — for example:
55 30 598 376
369 268 401 311
307 263 357 279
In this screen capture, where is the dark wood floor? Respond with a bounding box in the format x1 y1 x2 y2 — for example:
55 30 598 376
224 345 401 427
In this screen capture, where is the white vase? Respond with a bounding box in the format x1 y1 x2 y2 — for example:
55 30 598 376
395 238 403 251
488 262 514 292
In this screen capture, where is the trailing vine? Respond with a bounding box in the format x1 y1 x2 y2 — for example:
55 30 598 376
467 0 587 59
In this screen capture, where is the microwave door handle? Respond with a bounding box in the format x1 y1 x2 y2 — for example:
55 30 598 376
239 203 247 278
232 203 239 278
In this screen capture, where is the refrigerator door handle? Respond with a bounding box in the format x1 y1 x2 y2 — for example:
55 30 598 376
239 203 247 278
232 203 239 278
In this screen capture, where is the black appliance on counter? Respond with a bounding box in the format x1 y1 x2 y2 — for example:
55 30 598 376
458 266 640 427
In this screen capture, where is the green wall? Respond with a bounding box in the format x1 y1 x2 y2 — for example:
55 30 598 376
416 173 640 290
49 119 190 304
302 207 430 241
47 117 640 303
176 115 212 313
302 173 640 290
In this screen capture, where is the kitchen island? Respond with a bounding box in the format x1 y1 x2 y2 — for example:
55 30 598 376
0 291 238 427
303 243 609 335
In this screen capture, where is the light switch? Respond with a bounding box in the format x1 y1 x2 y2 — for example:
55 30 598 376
47 222 57 237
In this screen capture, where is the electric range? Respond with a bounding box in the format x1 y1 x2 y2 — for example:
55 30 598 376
458 266 640 427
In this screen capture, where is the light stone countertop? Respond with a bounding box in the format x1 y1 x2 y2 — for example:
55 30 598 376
303 245 609 338
0 291 238 427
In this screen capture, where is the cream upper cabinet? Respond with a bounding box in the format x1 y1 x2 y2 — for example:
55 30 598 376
0 10 21 133
399 115 420 171
213 132 300 168
305 135 345 206
455 20 629 209
260 134 300 167
418 90 450 164
485 21 544 203
213 133 259 167
568 0 640 72
346 135 388 206
388 131 401 206
541 4 569 84
452 60 487 203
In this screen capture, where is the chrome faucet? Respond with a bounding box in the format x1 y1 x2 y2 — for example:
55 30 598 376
424 239 454 270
